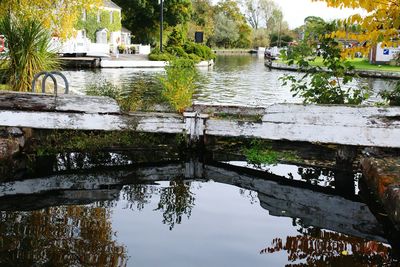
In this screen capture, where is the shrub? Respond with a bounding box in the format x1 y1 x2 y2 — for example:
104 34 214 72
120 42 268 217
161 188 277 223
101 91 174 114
159 58 197 113
85 80 122 100
380 82 400 106
166 46 188 58
0 14 59 91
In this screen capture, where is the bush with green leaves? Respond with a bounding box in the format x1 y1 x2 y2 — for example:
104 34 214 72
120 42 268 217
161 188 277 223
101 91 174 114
85 79 165 112
0 14 59 92
379 82 400 106
159 58 198 113
149 29 215 62
280 21 369 105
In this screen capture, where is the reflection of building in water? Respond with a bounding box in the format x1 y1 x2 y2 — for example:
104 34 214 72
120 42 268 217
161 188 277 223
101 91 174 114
260 227 392 266
0 206 127 266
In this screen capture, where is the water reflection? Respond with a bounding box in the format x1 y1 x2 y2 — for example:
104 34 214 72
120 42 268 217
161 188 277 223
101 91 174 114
0 158 397 266
261 228 392 266
0 206 126 266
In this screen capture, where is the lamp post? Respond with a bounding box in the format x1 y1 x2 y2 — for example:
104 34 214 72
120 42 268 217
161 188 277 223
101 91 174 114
159 0 164 52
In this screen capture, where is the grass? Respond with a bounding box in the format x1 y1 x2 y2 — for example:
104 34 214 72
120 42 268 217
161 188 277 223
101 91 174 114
346 58 400 72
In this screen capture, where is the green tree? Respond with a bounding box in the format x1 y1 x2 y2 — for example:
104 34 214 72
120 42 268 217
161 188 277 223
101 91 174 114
0 0 101 39
113 0 192 44
212 0 251 48
281 21 369 104
188 0 215 44
0 15 59 92
210 13 240 48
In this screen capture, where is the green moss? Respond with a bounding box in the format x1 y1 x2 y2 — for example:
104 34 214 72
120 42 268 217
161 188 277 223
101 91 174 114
30 130 185 156
244 140 299 166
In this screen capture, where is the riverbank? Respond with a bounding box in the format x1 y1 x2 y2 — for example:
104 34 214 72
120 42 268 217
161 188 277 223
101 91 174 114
60 54 214 69
213 49 254 55
267 61 400 79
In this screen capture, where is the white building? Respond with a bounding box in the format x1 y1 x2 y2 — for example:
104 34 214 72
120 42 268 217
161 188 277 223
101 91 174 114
370 43 400 64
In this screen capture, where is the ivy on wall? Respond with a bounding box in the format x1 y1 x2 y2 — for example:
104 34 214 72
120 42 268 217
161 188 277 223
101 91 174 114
75 9 122 42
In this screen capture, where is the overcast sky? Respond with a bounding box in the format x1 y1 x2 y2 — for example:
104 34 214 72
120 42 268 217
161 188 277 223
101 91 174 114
273 0 362 29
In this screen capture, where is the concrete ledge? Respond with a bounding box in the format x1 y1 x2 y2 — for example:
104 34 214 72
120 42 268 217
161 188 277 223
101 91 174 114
100 60 214 68
268 62 400 80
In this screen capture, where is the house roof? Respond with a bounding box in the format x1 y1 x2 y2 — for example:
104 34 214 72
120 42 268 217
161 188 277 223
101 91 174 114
103 0 121 10
121 27 131 33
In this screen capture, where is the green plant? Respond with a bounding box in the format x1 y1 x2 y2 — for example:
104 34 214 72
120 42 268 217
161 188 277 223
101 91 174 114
118 44 126 54
244 140 299 166
85 78 166 112
75 10 122 42
0 14 59 92
159 58 198 113
85 80 122 100
379 82 400 106
280 21 369 105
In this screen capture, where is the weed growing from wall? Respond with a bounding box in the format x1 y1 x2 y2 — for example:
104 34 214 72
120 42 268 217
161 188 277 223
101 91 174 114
159 59 198 113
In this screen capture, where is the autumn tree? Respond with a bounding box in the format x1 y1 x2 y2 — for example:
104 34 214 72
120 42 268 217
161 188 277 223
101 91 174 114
312 0 400 53
0 0 102 39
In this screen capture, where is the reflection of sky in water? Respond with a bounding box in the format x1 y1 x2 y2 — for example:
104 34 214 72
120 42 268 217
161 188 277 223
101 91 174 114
111 181 303 266
61 55 396 106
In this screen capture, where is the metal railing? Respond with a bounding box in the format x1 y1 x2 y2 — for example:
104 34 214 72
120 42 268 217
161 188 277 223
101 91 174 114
31 71 69 95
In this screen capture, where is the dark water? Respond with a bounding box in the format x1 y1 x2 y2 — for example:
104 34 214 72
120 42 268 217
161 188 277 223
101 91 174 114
0 153 398 266
61 55 394 106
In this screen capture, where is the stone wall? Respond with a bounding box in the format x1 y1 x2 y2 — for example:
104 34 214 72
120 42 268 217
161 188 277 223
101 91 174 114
0 127 30 160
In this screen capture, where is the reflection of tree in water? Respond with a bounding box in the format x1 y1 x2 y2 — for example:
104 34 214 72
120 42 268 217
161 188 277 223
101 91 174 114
260 225 393 266
239 189 259 205
155 179 195 230
296 167 335 187
120 184 159 211
0 206 127 267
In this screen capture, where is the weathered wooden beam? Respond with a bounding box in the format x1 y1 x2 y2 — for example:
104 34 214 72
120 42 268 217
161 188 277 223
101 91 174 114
0 91 121 114
206 104 400 148
0 110 185 133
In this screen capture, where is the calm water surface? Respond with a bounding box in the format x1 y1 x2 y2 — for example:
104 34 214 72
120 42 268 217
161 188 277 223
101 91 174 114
62 55 394 106
0 155 397 266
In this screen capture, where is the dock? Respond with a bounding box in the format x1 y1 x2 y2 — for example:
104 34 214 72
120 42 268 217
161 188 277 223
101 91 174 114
60 54 214 69
267 61 400 80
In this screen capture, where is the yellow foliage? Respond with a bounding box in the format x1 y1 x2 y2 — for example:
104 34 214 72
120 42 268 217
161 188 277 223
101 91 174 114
0 0 102 39
313 0 400 49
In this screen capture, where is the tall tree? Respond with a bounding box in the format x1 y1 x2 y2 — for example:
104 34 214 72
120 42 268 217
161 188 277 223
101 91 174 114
188 0 215 43
241 0 276 29
113 0 192 44
213 0 252 48
210 12 240 48
0 0 102 39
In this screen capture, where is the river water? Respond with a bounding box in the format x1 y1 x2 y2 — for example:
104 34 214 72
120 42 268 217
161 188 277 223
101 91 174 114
62 55 394 106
